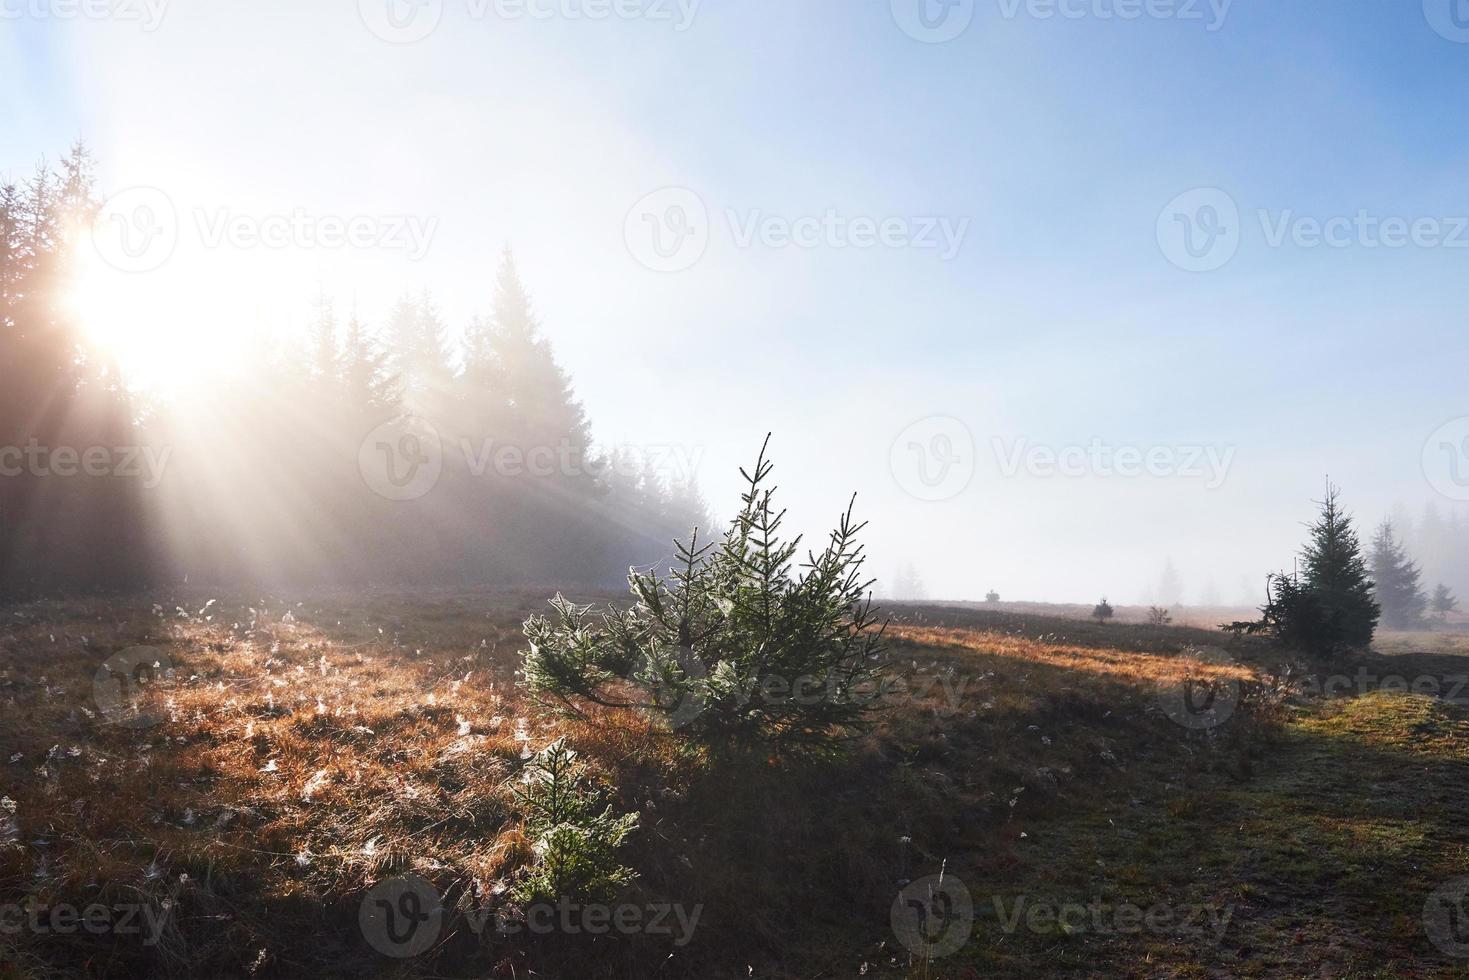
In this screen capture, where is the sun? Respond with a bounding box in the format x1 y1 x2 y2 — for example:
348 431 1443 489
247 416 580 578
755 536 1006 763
65 244 241 398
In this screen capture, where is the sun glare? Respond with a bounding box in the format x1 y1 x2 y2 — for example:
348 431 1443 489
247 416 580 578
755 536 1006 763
66 245 251 399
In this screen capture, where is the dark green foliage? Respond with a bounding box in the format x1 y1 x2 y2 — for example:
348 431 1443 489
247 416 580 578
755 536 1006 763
1260 572 1330 654
1092 598 1114 623
1370 520 1427 630
1298 484 1379 651
522 438 890 756
511 738 639 903
1259 484 1379 656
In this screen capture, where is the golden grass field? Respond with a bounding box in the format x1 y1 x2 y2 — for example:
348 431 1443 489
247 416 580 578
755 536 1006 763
2 592 1468 978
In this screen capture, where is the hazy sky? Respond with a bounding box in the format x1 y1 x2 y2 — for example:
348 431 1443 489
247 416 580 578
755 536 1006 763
6 0 1469 603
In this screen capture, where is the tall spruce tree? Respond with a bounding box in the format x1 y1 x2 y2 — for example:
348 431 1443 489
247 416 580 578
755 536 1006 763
1298 482 1379 651
339 310 399 416
385 289 453 412
1370 519 1427 630
485 248 591 461
307 291 340 385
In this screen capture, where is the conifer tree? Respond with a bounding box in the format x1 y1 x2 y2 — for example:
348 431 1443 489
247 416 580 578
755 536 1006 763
339 310 399 416
384 289 453 410
522 438 889 756
307 292 340 385
1298 482 1379 651
1432 584 1459 623
1370 519 1427 630
484 248 590 461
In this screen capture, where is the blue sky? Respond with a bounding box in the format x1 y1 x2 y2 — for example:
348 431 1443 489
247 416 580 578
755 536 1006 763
5 0 1469 603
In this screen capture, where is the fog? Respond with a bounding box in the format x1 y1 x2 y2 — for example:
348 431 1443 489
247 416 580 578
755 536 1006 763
4 1 1467 603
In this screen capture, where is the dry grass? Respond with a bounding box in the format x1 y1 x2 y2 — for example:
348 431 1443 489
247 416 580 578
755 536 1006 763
1 592 1458 978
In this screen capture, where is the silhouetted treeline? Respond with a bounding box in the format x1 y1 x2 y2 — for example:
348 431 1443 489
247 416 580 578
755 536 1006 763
0 146 162 597
0 147 706 598
1388 502 1469 607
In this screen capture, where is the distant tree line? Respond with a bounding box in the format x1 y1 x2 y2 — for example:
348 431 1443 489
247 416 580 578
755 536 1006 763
0 146 706 597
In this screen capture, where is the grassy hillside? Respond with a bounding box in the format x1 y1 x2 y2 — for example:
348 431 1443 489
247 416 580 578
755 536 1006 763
0 593 1466 977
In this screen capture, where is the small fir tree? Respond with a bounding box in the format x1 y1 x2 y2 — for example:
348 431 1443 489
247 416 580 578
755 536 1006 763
511 738 639 903
1432 583 1459 622
522 437 889 757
